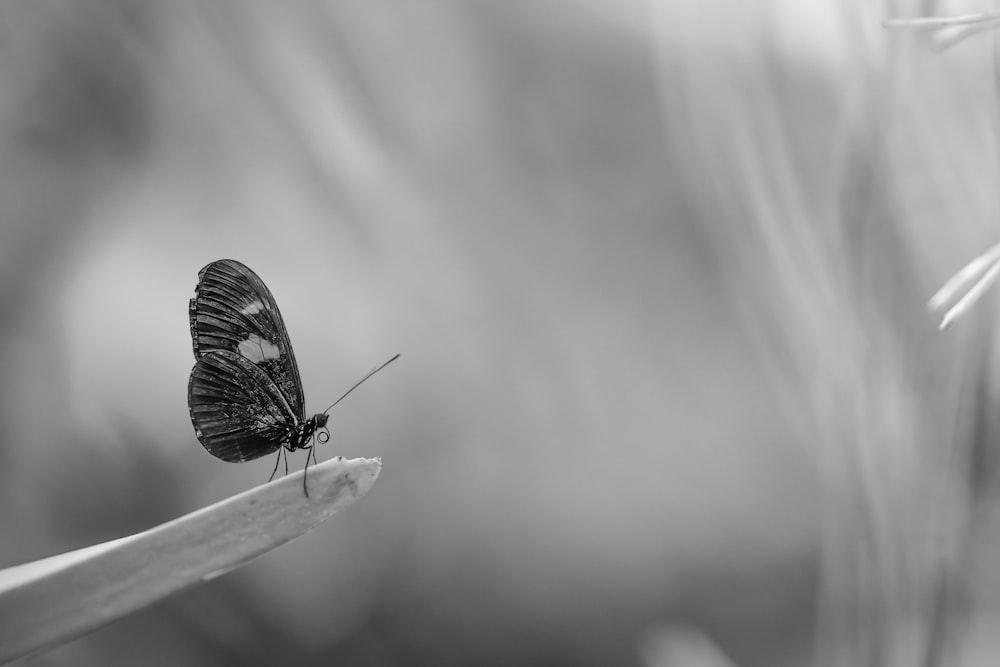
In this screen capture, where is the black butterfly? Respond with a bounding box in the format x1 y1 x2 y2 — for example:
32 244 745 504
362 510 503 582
187 259 398 496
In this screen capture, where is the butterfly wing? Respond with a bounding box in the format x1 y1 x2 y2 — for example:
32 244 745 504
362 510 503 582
189 259 305 421
188 350 298 462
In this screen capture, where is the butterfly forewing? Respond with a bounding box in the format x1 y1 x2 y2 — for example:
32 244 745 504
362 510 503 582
188 349 298 462
190 259 306 420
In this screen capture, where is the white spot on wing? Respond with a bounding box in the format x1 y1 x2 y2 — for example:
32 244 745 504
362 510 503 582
241 300 265 315
238 334 281 363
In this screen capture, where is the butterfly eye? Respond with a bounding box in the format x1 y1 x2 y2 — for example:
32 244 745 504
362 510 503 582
317 427 330 444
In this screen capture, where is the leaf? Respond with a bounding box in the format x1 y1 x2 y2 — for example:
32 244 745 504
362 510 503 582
927 242 1000 330
0 456 382 664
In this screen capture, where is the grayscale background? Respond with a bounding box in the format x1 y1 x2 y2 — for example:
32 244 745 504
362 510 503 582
2 1 1000 666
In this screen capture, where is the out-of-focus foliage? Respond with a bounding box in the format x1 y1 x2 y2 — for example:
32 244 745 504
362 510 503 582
1 1 999 666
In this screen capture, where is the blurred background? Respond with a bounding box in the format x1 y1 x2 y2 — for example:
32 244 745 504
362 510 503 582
2 1 1000 665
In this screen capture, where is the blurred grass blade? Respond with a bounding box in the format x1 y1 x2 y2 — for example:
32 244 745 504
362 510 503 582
883 9 1000 51
883 10 1000 30
928 243 1000 330
0 456 381 664
930 22 1000 51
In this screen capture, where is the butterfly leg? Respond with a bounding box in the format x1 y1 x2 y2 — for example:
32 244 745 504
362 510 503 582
301 445 314 498
268 449 279 483
267 447 287 483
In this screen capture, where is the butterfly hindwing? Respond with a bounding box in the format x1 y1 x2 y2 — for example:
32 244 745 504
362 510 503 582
188 349 298 462
189 259 306 421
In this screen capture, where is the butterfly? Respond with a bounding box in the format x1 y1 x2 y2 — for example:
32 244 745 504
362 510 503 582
187 259 398 496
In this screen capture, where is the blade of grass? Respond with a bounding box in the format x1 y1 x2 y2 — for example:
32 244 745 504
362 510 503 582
937 259 1000 330
0 455 382 664
931 22 1000 52
927 242 1000 330
884 11 1000 31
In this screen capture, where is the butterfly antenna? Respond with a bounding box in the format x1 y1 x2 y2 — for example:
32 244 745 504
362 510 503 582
322 353 400 414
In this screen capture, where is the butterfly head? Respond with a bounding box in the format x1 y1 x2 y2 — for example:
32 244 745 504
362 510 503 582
308 412 331 445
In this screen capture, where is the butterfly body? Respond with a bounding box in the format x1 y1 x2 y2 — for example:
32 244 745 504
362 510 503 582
292 413 330 450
